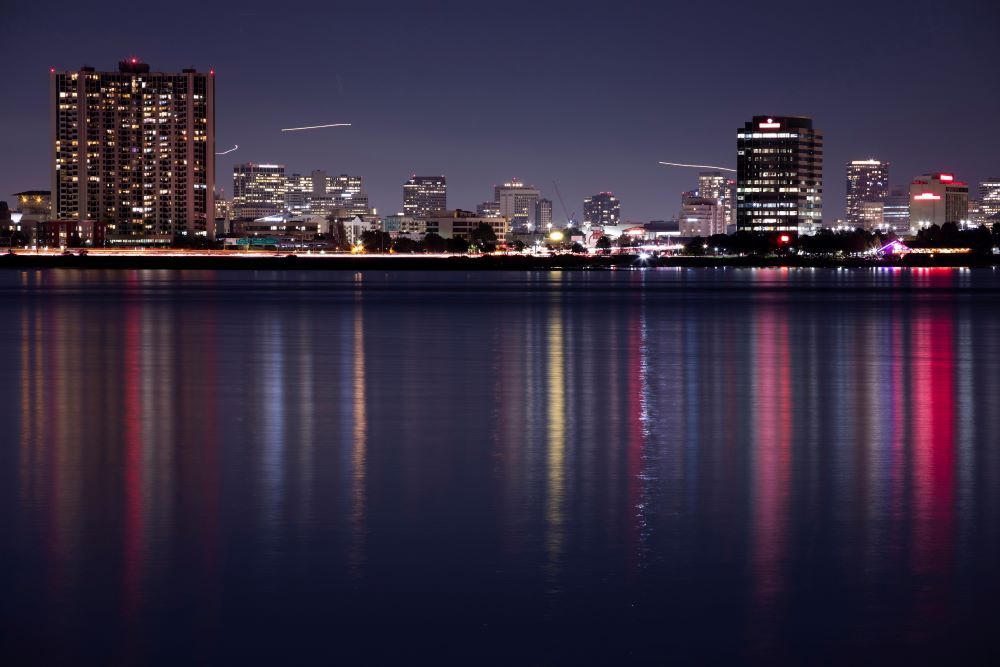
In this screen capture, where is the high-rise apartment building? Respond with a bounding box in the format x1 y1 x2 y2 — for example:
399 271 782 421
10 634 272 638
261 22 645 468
909 173 969 229
583 192 621 228
845 159 889 224
736 115 823 233
494 180 541 230
52 59 215 239
535 198 553 230
981 179 1000 222
403 176 447 218
697 171 734 229
233 164 285 219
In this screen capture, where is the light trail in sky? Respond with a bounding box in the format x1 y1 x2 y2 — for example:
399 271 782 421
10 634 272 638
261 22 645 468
280 123 352 132
658 161 736 172
215 144 239 155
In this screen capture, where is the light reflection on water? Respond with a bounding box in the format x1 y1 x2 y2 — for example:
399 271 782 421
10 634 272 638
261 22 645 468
2 268 1000 664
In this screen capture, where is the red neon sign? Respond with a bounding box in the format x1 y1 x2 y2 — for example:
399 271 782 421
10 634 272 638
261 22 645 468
758 117 781 129
939 174 954 182
914 193 941 201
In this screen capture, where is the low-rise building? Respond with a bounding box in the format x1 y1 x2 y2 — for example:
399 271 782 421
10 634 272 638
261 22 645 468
423 209 507 239
36 220 107 247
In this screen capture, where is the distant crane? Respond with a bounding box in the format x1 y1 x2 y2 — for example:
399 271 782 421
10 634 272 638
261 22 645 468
551 181 576 227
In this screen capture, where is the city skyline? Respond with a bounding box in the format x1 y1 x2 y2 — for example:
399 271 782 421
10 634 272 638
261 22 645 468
2 0 998 224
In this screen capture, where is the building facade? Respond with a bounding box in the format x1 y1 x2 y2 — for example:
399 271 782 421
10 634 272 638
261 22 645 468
679 194 725 237
535 198 553 230
494 180 541 231
857 201 886 232
845 159 889 225
883 186 910 235
736 115 823 234
583 192 621 228
233 164 286 219
403 176 447 218
981 179 1000 222
52 60 214 239
423 209 507 239
909 173 969 229
697 172 734 229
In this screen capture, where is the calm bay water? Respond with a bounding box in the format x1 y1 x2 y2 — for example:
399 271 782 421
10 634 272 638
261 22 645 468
2 267 1000 665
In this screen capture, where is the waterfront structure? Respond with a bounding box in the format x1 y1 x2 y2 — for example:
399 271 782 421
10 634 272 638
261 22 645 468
845 159 889 224
52 59 214 239
423 209 507 239
981 179 1000 222
233 164 285 219
883 186 910 235
857 201 886 232
697 172 734 229
403 176 447 218
909 173 969 229
494 180 541 231
535 198 553 230
583 192 621 228
679 194 725 237
736 115 823 234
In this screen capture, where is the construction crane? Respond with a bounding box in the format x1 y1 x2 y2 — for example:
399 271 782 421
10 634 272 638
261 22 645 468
551 181 576 227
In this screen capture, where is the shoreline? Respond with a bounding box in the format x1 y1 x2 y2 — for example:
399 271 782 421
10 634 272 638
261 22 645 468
1 252 998 271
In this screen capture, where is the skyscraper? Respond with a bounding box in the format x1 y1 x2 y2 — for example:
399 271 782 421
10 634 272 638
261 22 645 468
535 198 553 230
736 115 823 234
494 180 541 231
583 192 621 228
909 173 969 228
233 164 285 219
845 159 889 224
52 59 215 239
981 179 1000 222
697 171 734 229
403 176 447 218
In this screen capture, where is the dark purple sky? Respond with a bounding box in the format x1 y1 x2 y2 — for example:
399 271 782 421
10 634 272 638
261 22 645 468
2 0 998 222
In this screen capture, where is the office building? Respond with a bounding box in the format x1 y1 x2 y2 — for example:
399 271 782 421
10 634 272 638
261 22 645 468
909 173 969 229
697 172 734 228
857 201 886 232
423 209 508 239
403 176 446 218
494 180 541 230
883 186 910 235
476 201 501 218
981 179 1000 222
845 159 889 224
535 198 553 230
233 164 285 219
583 192 621 228
736 115 823 233
679 194 725 237
51 59 215 239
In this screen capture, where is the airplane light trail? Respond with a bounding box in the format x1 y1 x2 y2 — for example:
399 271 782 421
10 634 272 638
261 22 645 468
659 161 736 172
215 144 239 155
280 123 352 132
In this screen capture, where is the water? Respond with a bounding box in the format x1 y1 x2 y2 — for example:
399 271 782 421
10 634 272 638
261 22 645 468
2 267 1000 665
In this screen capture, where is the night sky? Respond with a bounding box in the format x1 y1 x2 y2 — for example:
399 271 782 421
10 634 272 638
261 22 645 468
2 0 998 223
